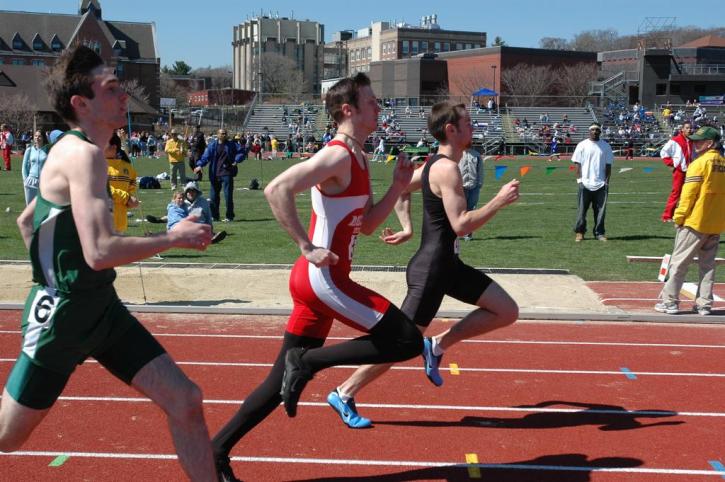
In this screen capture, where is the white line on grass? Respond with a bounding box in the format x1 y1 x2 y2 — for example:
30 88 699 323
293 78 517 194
0 451 721 477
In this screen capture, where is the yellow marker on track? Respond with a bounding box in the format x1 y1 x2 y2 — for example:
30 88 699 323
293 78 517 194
449 363 460 375
465 453 481 478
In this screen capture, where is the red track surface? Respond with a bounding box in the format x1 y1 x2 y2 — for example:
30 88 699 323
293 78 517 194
587 282 724 313
0 312 724 481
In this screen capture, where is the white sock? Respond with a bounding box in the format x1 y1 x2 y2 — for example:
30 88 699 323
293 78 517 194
336 388 352 403
431 337 445 356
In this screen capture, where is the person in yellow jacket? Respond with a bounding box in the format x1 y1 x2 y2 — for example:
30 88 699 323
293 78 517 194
655 126 725 316
165 128 186 189
106 133 139 233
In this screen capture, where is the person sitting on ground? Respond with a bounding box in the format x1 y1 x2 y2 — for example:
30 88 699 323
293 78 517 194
166 191 188 231
151 183 226 244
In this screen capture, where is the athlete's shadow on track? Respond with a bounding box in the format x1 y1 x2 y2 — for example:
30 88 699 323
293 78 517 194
375 400 684 431
292 453 642 481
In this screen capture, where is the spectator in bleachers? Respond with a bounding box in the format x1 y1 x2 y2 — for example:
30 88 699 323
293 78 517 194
660 121 693 222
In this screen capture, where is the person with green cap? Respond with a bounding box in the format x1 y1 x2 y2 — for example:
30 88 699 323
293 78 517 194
655 126 725 316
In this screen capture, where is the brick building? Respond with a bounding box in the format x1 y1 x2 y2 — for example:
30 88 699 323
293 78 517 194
0 0 160 129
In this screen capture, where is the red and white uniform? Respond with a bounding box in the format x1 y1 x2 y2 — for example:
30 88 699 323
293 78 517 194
660 133 693 220
286 140 391 339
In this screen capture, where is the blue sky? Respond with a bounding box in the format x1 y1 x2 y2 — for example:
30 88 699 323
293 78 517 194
10 0 725 69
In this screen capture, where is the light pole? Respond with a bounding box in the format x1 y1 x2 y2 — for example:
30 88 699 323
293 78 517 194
491 65 498 114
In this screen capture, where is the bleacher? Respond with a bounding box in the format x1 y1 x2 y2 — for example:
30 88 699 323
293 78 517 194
244 104 321 140
596 102 671 151
506 106 597 144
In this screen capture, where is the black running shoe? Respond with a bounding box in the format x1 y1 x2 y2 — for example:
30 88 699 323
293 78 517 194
211 230 227 244
145 214 165 224
216 456 242 482
280 347 313 417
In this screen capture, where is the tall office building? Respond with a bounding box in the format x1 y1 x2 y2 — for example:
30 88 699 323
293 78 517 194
232 16 323 94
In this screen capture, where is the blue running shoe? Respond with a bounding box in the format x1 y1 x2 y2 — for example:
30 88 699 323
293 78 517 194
422 337 444 386
327 390 372 429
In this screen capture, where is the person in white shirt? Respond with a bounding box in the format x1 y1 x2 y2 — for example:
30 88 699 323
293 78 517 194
372 137 385 162
572 123 614 242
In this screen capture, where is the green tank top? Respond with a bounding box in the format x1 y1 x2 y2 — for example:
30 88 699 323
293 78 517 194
29 130 116 293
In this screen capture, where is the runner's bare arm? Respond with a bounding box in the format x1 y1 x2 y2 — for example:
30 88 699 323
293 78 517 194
360 152 414 235
380 164 423 245
70 147 211 270
434 160 520 236
16 197 37 250
264 146 349 264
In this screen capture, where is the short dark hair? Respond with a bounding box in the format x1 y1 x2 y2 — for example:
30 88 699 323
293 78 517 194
45 45 104 123
325 73 371 124
428 101 467 142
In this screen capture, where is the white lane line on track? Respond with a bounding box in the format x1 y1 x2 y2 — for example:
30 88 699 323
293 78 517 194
2 330 724 349
1 358 724 378
31 395 725 418
1 451 721 477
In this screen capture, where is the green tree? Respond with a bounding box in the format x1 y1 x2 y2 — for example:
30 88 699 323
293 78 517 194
492 36 507 47
163 60 192 75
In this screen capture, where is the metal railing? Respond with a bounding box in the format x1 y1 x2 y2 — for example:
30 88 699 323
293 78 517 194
676 64 725 75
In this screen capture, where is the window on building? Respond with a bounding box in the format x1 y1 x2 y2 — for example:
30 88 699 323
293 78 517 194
434 42 441 52
32 59 45 67
116 63 125 77
443 42 450 52
383 43 388 54
456 43 463 51
465 43 472 49
51 36 62 52
412 41 419 54
367 47 371 58
32 37 44 51
421 41 428 52
402 40 409 55
12 34 24 50
12 59 24 65
474 43 481 49
656 83 667 95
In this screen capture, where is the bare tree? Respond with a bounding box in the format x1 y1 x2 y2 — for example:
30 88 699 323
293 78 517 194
539 37 570 50
501 64 556 106
261 52 307 100
160 72 190 106
121 78 150 105
449 68 488 99
192 66 233 89
556 64 599 106
0 93 37 134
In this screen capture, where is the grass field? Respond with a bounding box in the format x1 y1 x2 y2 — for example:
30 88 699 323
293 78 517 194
0 153 722 282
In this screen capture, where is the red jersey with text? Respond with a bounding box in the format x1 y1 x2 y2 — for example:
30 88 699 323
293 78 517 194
287 140 391 338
